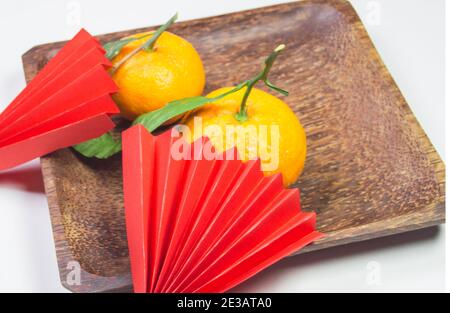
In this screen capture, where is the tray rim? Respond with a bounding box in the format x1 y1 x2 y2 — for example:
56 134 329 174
21 0 445 292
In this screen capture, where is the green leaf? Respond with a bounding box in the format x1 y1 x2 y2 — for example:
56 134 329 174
104 38 136 60
103 33 152 60
133 83 245 131
73 133 122 159
73 82 246 159
133 96 214 132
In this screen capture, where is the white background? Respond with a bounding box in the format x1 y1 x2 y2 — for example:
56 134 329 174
0 0 445 292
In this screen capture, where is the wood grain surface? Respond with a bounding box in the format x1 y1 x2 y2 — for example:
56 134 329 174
21 0 445 293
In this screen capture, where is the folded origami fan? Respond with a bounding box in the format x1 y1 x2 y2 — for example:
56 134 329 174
122 125 324 293
0 29 119 171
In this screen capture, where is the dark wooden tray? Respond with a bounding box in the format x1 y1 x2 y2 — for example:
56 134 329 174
22 0 445 293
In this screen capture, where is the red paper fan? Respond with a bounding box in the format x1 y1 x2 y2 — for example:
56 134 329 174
0 29 119 171
122 124 324 293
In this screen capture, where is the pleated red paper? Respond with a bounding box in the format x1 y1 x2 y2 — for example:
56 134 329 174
122 124 324 293
0 29 119 171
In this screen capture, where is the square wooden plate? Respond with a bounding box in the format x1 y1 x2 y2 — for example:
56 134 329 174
22 0 445 293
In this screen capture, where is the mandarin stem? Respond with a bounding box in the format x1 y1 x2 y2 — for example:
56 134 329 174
235 44 286 122
111 13 178 74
